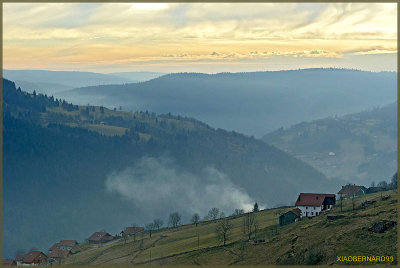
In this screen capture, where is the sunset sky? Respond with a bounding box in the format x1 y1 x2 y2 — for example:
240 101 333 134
3 3 397 73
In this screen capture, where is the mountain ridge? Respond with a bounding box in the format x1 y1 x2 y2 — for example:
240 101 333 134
54 68 397 137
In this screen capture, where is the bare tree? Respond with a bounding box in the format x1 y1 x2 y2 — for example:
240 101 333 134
122 232 129 243
168 212 181 228
219 212 226 219
215 218 233 246
339 193 343 212
390 173 397 189
243 212 257 240
351 192 356 211
191 213 200 227
208 207 220 221
377 180 388 189
130 223 138 242
146 223 156 238
153 219 163 230
232 208 244 216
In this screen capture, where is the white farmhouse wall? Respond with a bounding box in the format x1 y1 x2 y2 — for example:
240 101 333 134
296 205 323 218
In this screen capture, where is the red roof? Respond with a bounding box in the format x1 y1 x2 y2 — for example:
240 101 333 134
49 249 71 259
87 232 114 242
338 185 366 196
291 208 301 217
49 243 60 251
23 251 47 264
3 259 16 266
295 193 336 206
121 227 144 235
59 240 78 247
15 255 25 262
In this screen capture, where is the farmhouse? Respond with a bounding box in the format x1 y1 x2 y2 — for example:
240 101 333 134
86 232 114 243
15 255 25 266
2 259 16 266
58 240 78 250
49 249 71 264
295 193 336 218
338 184 367 199
279 208 301 226
22 251 48 265
121 227 144 236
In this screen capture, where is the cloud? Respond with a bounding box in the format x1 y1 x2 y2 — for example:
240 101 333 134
105 156 257 222
3 3 397 72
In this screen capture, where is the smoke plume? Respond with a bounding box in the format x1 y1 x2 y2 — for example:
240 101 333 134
105 156 255 222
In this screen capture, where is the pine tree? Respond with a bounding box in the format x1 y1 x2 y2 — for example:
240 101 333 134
253 202 259 212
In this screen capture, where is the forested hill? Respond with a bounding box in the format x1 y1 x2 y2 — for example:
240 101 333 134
55 68 397 137
3 78 341 258
262 102 397 185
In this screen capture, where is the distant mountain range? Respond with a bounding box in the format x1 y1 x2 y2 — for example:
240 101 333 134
109 71 165 82
53 68 397 137
2 69 165 95
3 78 341 259
262 102 397 186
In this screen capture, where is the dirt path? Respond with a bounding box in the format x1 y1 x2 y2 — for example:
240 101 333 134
131 234 168 264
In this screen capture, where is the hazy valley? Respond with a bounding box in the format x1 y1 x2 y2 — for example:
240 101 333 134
263 102 397 186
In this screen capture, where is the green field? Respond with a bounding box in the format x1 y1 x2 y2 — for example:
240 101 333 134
61 190 397 265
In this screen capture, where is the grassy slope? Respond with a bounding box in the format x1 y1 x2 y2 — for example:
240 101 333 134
61 190 397 265
38 105 201 142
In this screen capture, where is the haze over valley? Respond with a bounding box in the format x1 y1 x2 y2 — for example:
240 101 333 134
2 2 397 264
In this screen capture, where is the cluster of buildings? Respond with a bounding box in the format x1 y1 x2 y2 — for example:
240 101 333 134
3 227 144 266
279 183 388 226
3 183 388 265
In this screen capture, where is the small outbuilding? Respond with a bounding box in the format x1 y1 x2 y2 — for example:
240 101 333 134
279 208 301 226
366 186 386 194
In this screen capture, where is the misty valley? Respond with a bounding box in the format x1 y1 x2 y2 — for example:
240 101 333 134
3 69 397 265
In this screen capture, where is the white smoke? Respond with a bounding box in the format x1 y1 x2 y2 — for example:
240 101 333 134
105 156 255 221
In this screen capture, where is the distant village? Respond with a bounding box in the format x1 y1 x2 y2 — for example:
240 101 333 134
2 183 392 266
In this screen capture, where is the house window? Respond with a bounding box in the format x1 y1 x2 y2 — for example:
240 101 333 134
314 207 315 210
311 212 314 215
306 207 308 209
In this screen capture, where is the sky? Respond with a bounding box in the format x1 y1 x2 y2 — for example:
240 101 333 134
3 3 398 73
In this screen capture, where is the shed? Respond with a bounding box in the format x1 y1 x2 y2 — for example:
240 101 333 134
279 208 301 226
